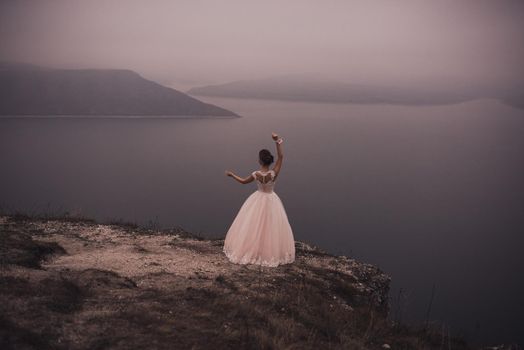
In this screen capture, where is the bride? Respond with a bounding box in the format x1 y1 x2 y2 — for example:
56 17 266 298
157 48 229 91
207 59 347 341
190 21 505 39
223 132 295 267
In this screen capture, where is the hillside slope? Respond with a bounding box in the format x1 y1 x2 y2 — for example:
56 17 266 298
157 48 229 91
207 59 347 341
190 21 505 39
188 76 524 109
0 64 238 116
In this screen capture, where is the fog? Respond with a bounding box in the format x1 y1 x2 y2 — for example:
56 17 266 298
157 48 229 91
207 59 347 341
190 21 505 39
2 1 524 345
1 0 523 90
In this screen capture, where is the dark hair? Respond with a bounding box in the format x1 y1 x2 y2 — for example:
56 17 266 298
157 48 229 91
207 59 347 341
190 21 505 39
259 149 274 166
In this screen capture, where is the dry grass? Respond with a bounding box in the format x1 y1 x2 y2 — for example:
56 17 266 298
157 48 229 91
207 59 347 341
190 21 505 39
0 214 484 350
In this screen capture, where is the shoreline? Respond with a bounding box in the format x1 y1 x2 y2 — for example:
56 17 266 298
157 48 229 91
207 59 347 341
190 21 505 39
0 115 241 119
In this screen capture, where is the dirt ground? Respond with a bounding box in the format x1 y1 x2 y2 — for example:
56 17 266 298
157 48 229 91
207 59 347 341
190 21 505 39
1 215 477 350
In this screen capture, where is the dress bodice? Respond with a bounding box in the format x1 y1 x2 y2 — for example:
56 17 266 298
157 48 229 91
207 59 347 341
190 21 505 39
252 170 276 193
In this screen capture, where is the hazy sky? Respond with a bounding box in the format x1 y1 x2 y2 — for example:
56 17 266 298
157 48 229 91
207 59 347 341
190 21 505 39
1 0 523 89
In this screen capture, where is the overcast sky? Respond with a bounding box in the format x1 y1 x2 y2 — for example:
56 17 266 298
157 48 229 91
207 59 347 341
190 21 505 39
1 0 523 89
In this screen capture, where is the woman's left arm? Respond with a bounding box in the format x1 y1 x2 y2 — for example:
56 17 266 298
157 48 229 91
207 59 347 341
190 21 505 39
225 170 255 184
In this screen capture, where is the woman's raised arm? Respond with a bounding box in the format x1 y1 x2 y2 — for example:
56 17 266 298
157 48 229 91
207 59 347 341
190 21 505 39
271 132 284 176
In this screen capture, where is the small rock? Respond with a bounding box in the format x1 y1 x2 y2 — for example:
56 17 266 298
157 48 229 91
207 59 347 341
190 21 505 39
382 344 391 349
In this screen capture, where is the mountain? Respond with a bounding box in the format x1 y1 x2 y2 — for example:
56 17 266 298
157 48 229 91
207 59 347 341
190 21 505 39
187 75 524 109
0 63 238 116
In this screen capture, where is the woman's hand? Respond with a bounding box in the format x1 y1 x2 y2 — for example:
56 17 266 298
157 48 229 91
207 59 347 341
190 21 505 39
272 132 279 141
225 170 233 177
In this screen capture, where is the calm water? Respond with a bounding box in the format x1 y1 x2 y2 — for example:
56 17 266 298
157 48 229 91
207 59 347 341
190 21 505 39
1 97 523 345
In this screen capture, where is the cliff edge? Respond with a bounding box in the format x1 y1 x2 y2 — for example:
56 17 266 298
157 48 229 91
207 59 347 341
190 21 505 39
0 215 473 349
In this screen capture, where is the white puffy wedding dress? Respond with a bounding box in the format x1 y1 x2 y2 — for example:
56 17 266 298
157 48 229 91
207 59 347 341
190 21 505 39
223 169 295 267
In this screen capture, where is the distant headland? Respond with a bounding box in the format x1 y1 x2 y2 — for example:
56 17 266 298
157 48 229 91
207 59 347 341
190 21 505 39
187 75 524 109
0 62 238 117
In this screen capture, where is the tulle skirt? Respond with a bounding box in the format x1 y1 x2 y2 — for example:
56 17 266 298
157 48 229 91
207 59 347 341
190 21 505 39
223 190 295 267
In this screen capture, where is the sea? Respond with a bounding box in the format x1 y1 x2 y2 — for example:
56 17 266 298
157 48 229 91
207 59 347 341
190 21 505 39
1 96 523 346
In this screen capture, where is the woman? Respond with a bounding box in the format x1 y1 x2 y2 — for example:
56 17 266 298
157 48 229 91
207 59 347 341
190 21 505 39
224 132 295 267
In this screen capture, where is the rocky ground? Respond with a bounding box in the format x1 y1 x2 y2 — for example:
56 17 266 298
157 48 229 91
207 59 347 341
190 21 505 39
0 214 486 349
